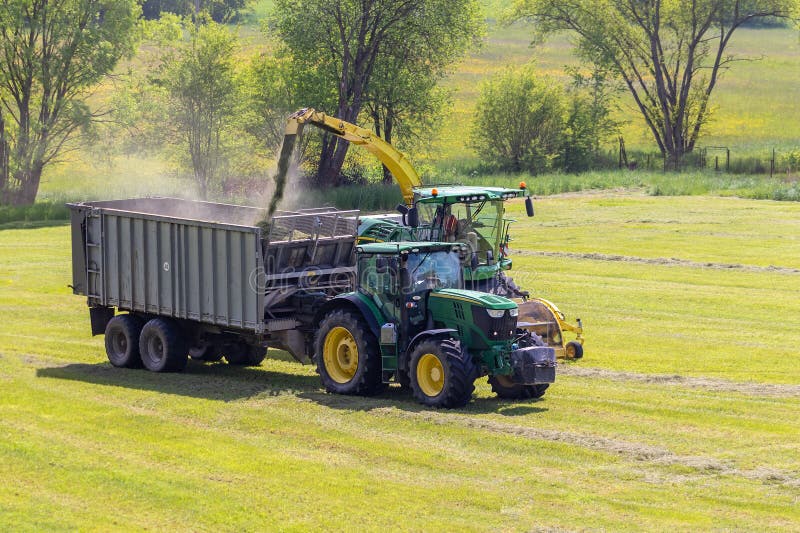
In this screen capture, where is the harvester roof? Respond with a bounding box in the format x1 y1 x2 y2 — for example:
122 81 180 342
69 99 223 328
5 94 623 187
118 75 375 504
413 185 526 203
356 241 467 255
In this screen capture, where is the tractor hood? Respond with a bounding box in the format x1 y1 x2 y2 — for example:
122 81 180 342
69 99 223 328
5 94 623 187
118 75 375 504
429 289 517 310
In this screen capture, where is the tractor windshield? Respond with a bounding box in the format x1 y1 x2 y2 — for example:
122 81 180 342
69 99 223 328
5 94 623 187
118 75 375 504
404 251 463 292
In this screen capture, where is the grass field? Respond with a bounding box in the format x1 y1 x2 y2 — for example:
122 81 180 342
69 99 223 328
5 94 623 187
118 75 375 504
1 192 799 530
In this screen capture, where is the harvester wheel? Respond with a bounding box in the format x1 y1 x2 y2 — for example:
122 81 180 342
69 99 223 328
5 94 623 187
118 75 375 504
104 314 144 368
488 374 549 400
224 342 267 366
315 310 385 396
139 318 188 372
565 341 584 359
189 338 223 362
409 339 477 408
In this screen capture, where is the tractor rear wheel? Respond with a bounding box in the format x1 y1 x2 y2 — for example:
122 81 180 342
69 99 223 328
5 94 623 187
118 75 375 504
104 314 144 368
139 318 188 372
489 374 549 400
409 339 476 408
315 310 385 396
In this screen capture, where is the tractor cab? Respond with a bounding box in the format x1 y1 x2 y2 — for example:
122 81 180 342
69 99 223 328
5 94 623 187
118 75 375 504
356 241 468 336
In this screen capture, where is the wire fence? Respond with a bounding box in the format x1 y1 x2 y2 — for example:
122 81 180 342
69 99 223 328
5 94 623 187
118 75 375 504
619 142 800 176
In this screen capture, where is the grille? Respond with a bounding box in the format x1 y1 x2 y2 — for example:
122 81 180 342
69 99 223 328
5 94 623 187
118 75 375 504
472 306 517 341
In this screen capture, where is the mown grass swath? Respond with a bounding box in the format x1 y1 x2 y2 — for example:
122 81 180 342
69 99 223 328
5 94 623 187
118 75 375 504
1 194 798 529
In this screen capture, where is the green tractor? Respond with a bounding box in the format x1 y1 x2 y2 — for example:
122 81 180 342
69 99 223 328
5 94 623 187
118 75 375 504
314 241 556 408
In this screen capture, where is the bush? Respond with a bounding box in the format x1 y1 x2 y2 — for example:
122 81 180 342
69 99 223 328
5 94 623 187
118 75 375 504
470 67 564 173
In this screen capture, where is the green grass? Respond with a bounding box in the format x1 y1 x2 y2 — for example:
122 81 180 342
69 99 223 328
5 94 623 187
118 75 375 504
1 192 799 530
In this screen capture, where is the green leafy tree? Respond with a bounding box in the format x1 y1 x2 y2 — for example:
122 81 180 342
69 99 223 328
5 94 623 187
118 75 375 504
363 1 483 183
562 66 622 172
470 67 565 173
271 0 482 187
0 0 139 205
159 21 239 199
141 0 247 23
510 0 798 167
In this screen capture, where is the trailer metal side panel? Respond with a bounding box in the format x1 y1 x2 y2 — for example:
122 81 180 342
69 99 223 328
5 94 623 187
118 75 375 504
71 199 265 334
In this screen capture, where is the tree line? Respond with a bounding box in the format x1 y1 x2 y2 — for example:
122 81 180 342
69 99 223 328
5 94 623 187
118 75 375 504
1 0 796 205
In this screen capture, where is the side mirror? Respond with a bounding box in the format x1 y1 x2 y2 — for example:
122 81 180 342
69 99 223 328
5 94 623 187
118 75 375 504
486 249 494 265
396 203 409 215
470 253 479 270
375 256 388 273
407 207 419 228
525 197 534 217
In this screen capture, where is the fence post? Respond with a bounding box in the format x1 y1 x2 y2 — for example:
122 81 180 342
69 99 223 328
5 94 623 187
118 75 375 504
726 149 730 172
771 148 775 178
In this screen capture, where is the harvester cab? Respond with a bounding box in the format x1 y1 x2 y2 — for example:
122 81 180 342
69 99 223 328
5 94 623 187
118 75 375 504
360 184 534 293
314 242 556 407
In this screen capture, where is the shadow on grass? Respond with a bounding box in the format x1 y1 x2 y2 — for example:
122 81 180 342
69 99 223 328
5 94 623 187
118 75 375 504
299 386 549 416
36 359 318 402
37 359 548 415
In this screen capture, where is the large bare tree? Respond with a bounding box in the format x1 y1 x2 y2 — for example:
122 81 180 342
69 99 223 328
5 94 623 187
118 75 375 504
511 0 797 166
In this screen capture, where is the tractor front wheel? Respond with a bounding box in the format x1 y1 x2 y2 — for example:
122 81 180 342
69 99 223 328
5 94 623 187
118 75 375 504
315 310 385 396
489 374 549 400
409 339 476 408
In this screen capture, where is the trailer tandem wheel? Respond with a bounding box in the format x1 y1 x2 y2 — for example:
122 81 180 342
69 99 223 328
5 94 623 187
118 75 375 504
224 342 267 366
104 314 144 368
139 318 188 373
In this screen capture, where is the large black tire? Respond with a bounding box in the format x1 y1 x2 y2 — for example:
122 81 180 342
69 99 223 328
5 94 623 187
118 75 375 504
566 340 584 359
489 375 549 400
314 309 385 396
224 342 267 366
139 318 188 372
189 338 224 362
409 339 477 408
104 314 144 368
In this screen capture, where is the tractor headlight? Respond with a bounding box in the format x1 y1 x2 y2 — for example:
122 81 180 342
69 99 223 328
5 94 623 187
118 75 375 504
486 309 506 318
509 308 519 317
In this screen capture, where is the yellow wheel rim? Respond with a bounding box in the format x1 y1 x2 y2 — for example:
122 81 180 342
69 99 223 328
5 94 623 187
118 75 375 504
323 327 359 383
416 353 445 397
